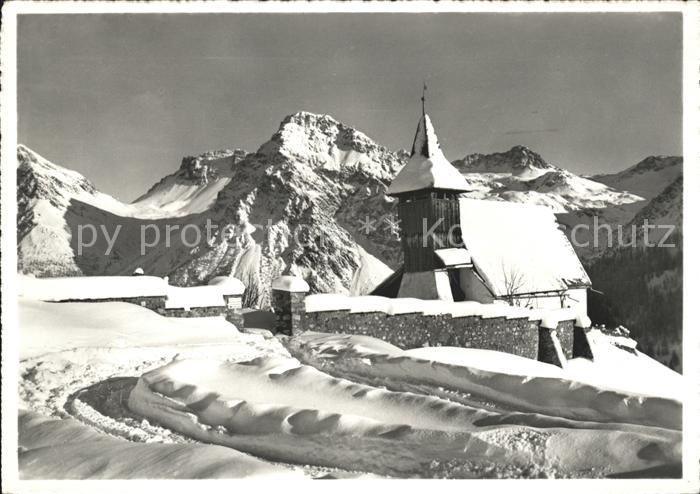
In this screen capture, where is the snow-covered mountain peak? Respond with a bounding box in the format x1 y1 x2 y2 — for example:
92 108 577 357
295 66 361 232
131 148 248 216
178 149 247 184
453 146 643 214
17 144 148 218
527 169 575 191
621 156 682 177
275 111 376 148
18 144 98 201
256 111 401 180
455 145 555 178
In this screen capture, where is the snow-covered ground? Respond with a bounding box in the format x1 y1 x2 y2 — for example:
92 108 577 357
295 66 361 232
18 410 302 479
16 291 684 479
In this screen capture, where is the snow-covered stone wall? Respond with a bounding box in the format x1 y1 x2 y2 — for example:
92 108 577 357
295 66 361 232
537 322 575 367
270 292 591 366
303 309 543 360
56 295 167 312
159 293 244 328
23 275 246 329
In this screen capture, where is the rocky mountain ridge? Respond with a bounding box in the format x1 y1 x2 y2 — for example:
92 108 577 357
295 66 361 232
590 155 682 198
17 111 683 308
455 145 553 177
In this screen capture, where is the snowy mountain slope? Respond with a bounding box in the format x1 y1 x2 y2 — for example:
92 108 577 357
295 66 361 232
558 169 683 257
153 112 405 302
583 175 683 372
589 156 682 199
18 145 144 275
17 114 405 303
16 146 247 278
17 146 212 277
455 145 554 178
17 145 136 217
625 175 683 241
453 147 683 263
132 149 247 217
454 146 643 214
17 114 683 302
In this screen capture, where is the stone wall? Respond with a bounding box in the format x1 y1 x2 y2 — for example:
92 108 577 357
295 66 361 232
537 328 561 367
303 309 544 360
556 320 574 359
271 290 306 335
159 294 244 329
58 296 166 311
536 320 576 366
573 326 594 359
158 306 225 318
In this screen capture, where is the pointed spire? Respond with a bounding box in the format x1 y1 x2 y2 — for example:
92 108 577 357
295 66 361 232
387 97 471 196
411 112 442 158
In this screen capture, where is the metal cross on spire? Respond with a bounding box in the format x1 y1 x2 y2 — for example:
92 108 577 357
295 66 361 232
421 82 427 115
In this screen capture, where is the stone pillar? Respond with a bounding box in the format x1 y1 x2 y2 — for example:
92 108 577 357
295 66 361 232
556 320 575 359
271 275 310 335
537 327 565 367
537 315 568 367
223 294 245 330
207 276 246 330
573 314 594 360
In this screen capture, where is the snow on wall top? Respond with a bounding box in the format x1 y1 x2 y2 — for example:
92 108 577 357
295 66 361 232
387 114 471 195
208 276 246 295
19 275 245 308
19 275 169 301
458 198 591 297
271 275 310 293
304 293 580 323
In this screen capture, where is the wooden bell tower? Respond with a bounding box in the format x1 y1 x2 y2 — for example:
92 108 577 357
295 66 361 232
387 88 471 271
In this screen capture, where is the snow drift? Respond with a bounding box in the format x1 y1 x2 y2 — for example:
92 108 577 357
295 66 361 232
288 332 682 430
19 410 300 479
128 334 682 477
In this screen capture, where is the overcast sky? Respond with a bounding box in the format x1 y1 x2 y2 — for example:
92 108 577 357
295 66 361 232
18 13 682 201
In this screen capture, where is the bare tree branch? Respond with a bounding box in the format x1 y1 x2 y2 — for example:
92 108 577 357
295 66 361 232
501 260 525 306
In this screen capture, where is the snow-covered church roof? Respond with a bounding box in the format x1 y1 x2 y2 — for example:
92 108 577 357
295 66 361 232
458 198 591 297
387 113 471 196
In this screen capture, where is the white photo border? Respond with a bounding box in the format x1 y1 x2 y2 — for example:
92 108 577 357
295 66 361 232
2 2 698 493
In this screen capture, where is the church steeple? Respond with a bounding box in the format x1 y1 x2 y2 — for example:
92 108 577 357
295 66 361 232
387 94 470 288
387 89 471 197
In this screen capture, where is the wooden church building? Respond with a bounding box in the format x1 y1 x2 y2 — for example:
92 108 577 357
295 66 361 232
270 100 595 366
373 105 591 313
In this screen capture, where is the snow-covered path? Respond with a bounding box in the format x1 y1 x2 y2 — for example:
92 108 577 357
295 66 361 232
127 349 680 478
17 299 683 479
